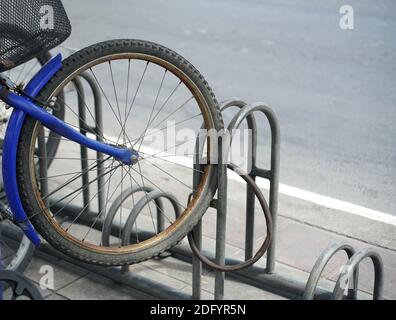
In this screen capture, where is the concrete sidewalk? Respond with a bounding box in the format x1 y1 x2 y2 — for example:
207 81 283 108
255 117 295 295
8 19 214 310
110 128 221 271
24 208 396 300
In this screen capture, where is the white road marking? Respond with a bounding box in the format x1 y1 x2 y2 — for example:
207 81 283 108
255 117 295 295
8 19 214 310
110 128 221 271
138 144 396 226
259 179 396 226
101 133 396 227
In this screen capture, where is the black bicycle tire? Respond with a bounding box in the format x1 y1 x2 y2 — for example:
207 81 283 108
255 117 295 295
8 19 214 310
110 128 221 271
16 39 223 266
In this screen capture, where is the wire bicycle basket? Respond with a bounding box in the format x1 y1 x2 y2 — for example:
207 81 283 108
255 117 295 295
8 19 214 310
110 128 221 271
0 0 71 72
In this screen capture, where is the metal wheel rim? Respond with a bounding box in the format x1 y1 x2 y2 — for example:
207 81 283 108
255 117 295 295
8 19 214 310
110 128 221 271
27 52 217 254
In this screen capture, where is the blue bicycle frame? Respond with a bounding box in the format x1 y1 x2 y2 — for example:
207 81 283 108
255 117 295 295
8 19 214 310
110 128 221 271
0 54 137 246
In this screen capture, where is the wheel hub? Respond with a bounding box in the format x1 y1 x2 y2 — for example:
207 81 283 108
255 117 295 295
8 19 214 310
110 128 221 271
129 149 142 165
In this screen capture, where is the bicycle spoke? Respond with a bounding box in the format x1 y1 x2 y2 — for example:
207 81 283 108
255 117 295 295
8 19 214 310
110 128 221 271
42 117 120 146
90 68 134 146
149 96 194 132
42 155 111 200
136 69 167 152
130 165 187 212
125 167 173 226
129 112 202 146
119 164 125 246
126 166 139 243
141 130 208 161
34 156 101 161
58 79 109 145
65 162 119 232
85 158 117 244
124 59 132 143
37 169 100 181
135 161 157 234
55 96 110 144
24 161 118 222
132 80 182 144
82 160 128 242
120 61 149 144
144 158 193 190
139 151 204 174
109 61 122 128
48 163 120 206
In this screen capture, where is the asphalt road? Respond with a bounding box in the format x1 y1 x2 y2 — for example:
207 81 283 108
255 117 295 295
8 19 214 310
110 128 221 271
62 0 396 214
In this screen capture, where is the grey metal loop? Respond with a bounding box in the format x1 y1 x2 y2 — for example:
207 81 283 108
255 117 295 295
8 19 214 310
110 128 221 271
220 98 257 137
226 102 279 164
70 73 105 214
332 248 384 300
219 98 247 110
194 98 250 166
121 190 182 246
101 186 163 246
220 99 258 177
303 242 356 300
71 73 103 140
222 102 280 271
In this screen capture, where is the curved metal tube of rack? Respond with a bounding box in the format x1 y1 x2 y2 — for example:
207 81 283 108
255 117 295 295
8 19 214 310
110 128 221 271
189 98 280 299
332 248 384 300
120 189 181 246
101 186 163 246
303 242 357 300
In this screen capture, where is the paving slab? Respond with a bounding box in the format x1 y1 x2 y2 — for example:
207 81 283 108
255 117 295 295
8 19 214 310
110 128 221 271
24 255 89 298
258 218 396 300
18 205 393 300
56 273 139 300
45 292 69 300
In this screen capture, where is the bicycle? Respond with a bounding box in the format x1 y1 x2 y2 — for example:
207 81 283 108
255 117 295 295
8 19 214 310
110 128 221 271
0 0 223 266
0 16 67 273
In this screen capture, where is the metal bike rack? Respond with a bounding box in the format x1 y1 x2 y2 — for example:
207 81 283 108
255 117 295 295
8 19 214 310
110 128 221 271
35 77 385 300
303 242 384 300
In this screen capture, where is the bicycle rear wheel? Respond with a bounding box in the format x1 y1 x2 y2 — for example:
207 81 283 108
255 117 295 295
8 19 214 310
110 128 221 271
16 39 223 266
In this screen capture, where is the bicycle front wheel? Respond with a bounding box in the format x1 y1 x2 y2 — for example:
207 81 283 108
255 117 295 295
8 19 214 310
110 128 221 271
16 39 223 266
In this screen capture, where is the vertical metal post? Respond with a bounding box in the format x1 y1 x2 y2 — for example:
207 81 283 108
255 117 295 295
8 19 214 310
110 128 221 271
264 108 280 273
89 75 105 216
74 78 90 213
245 176 256 260
191 142 204 299
157 212 165 233
245 121 257 260
76 73 104 216
221 103 280 274
192 222 202 299
214 136 227 299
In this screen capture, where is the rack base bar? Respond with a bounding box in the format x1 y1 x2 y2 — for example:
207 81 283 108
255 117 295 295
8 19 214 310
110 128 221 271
46 203 335 300
170 245 332 300
4 221 374 300
37 243 191 300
